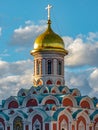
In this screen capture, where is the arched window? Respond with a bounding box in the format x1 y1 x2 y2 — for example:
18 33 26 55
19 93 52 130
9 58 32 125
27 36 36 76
58 61 62 75
33 119 41 130
61 119 67 130
13 116 23 130
48 60 52 74
78 121 85 130
0 123 4 130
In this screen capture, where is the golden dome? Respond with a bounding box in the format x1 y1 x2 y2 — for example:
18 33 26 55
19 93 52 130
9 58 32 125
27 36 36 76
31 20 68 55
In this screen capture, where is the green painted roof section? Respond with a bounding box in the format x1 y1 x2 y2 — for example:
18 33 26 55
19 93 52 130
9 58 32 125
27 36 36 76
0 111 9 121
53 108 65 121
72 109 82 119
17 110 28 118
90 110 98 120
57 86 65 92
91 97 98 107
2 100 5 107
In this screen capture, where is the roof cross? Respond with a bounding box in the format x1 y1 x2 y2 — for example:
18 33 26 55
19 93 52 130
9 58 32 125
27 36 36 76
45 4 52 20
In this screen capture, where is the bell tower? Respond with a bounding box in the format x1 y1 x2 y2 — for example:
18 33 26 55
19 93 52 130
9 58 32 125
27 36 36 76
30 4 68 86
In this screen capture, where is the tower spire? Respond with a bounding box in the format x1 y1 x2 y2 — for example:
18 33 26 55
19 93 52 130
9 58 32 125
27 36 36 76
45 4 52 20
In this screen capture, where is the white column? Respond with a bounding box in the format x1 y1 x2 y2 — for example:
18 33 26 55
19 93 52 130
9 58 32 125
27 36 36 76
42 59 46 75
53 59 57 75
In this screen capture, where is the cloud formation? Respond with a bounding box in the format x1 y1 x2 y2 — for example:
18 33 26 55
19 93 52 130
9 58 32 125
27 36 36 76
11 20 46 46
63 32 98 67
0 59 33 101
63 32 98 98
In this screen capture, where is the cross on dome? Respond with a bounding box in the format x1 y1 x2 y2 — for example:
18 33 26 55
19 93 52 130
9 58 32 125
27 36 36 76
45 4 52 20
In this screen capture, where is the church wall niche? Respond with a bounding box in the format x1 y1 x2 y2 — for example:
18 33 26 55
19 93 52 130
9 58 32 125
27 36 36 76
8 101 18 109
26 99 38 107
45 99 56 105
77 116 86 130
13 116 23 130
80 101 90 109
58 114 68 130
32 114 43 130
62 98 73 107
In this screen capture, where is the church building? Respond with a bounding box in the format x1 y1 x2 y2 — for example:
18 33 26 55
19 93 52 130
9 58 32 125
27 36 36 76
0 5 98 130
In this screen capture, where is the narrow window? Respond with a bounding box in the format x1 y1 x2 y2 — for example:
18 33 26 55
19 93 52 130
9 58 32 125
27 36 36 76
48 60 52 74
58 61 62 75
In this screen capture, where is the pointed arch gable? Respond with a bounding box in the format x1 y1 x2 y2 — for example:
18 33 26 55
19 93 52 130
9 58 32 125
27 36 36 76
46 79 53 85
4 96 19 109
62 95 77 107
62 86 70 94
76 111 90 126
17 88 27 97
58 109 73 130
41 95 60 106
72 89 81 96
28 86 37 95
22 95 38 107
51 86 60 94
80 97 94 109
40 86 49 94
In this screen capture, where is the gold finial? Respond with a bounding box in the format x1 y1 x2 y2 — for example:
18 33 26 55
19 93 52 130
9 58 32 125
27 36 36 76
45 4 52 20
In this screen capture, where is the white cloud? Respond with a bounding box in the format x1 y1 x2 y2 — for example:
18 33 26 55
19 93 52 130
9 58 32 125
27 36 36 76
11 20 46 46
0 59 33 101
63 32 98 67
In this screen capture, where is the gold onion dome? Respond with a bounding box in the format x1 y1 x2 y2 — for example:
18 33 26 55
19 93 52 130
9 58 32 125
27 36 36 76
31 20 68 55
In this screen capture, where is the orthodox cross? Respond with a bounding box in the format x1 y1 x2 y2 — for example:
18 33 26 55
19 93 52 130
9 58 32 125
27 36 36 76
45 4 52 20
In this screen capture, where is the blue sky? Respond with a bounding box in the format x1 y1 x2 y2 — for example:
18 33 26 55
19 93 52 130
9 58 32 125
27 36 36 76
0 0 98 101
